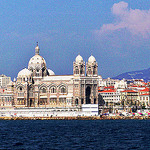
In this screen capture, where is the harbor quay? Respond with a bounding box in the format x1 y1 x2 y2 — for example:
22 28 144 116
0 106 150 120
0 104 99 118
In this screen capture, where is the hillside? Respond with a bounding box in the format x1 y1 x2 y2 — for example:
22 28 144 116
112 68 150 82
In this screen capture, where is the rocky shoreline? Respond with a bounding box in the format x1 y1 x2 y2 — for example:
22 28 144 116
0 116 150 120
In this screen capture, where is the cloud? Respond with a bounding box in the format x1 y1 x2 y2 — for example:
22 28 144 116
98 1 150 38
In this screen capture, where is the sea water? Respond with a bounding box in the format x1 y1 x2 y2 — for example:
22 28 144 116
0 120 149 149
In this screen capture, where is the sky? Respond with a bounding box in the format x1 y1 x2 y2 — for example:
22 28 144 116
0 0 150 79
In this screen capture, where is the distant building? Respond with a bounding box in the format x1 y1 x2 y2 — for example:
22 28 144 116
138 88 150 108
99 78 120 90
114 79 127 90
98 79 127 109
0 74 11 88
120 90 139 107
99 89 120 107
0 93 13 107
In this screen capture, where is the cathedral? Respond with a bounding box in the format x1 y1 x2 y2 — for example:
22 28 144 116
7 43 99 109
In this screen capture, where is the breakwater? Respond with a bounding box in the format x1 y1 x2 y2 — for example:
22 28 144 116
0 115 150 120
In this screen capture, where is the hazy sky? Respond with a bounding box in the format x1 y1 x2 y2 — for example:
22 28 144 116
0 0 150 79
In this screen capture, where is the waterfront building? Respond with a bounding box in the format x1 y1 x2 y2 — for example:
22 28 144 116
120 90 139 107
138 88 150 108
98 89 120 107
128 85 145 92
0 93 13 107
98 79 127 110
2 43 99 109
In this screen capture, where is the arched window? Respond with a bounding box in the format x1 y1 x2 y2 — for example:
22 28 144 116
51 87 56 93
36 69 40 77
81 98 84 104
88 67 92 75
75 99 78 105
61 87 66 93
75 66 79 74
93 66 96 75
41 87 46 93
18 87 24 97
80 65 84 74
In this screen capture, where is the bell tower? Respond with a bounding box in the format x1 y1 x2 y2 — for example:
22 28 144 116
73 54 85 77
86 55 98 77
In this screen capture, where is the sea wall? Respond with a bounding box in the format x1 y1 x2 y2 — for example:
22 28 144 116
0 116 150 120
0 108 98 117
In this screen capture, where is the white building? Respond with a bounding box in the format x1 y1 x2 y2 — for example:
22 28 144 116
0 74 11 88
114 79 127 91
99 89 121 107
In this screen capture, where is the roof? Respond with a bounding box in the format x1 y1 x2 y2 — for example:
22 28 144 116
139 88 150 92
140 93 149 96
0 74 7 77
88 55 96 63
104 86 114 89
99 89 116 93
128 85 146 88
43 75 74 81
75 55 83 63
18 68 32 78
28 54 46 70
121 90 137 93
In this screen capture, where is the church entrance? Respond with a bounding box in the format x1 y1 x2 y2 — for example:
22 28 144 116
86 86 91 104
30 99 34 107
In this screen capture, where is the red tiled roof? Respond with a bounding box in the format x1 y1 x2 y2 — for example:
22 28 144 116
130 85 138 87
142 82 147 85
121 90 137 93
140 93 149 96
104 86 114 89
99 89 116 93
128 85 146 88
139 88 150 92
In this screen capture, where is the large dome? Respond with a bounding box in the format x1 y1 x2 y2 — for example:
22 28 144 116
18 68 32 78
88 55 96 63
28 43 47 70
75 54 83 63
28 55 46 70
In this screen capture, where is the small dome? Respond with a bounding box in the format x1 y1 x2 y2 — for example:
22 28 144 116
88 55 96 63
48 69 55 75
28 55 46 70
75 55 83 63
18 68 32 78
